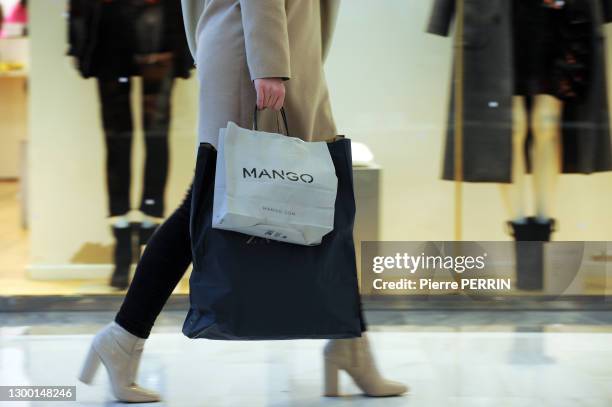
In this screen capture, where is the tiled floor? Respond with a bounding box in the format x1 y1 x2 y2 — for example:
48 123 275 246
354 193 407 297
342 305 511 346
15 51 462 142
1 311 611 406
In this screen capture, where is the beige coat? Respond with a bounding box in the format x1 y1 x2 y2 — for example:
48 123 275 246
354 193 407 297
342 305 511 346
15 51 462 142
181 0 341 146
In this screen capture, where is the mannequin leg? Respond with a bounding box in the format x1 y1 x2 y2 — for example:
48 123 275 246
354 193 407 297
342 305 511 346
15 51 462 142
499 96 529 222
530 94 562 222
96 78 134 218
97 78 135 289
136 58 175 247
139 58 175 220
507 94 561 290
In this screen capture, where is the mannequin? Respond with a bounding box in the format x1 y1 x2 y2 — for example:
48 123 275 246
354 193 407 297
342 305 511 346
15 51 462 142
68 0 193 289
427 0 612 290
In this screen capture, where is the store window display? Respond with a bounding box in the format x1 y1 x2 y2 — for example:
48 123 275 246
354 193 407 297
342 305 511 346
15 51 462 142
67 0 193 289
427 0 612 290
10 0 610 299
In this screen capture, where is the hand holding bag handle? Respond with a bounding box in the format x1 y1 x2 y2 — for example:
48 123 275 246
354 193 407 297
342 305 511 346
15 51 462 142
253 106 291 138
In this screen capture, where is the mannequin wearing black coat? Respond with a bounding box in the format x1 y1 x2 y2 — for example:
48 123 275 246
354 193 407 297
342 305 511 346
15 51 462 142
427 0 612 290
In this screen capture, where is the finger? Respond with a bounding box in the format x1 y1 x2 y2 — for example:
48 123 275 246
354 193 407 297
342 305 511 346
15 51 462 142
277 90 285 109
264 90 273 110
277 85 286 107
270 95 280 111
273 95 283 111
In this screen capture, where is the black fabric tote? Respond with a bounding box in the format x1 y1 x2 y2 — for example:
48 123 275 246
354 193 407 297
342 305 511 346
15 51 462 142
182 139 365 340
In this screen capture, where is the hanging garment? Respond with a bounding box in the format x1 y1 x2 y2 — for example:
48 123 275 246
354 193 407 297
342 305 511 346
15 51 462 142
96 59 175 217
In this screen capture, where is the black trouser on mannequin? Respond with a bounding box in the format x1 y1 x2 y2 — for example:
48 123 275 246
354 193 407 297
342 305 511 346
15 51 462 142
96 61 175 218
114 184 193 338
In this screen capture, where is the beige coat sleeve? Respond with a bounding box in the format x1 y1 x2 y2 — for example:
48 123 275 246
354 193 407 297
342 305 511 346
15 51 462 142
320 0 340 62
180 0 204 61
239 0 291 80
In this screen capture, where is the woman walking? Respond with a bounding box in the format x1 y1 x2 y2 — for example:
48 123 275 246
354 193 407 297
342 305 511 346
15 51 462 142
78 0 408 402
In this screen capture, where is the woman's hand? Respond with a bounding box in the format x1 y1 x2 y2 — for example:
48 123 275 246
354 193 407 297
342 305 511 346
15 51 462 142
254 78 285 111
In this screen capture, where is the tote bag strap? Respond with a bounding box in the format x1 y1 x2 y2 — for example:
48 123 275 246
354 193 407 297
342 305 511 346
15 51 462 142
252 106 291 138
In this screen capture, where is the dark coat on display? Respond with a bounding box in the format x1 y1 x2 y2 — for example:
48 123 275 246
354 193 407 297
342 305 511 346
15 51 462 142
67 0 193 79
427 0 612 183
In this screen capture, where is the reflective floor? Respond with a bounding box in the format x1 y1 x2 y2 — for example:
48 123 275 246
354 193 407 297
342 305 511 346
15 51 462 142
1 311 612 406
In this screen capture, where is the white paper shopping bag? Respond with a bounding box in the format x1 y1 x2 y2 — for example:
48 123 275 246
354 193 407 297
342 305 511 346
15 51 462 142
212 121 338 245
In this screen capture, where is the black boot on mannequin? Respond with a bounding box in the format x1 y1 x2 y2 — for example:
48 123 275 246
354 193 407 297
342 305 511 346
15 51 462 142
110 226 133 290
507 217 556 291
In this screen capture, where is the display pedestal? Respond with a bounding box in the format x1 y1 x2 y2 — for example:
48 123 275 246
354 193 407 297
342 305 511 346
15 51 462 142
353 165 381 286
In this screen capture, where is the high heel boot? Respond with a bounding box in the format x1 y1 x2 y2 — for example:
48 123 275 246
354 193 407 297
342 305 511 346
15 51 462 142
323 333 408 397
508 217 556 290
79 322 161 403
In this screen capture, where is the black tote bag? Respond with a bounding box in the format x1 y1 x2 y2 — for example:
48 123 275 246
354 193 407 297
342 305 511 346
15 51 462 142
183 137 365 340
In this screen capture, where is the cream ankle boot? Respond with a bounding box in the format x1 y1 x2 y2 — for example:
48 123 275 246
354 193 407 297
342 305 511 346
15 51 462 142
78 322 161 403
323 333 408 397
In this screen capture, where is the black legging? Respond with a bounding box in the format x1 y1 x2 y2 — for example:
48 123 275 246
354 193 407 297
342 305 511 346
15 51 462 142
115 184 193 338
96 60 175 218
